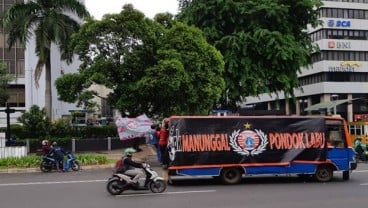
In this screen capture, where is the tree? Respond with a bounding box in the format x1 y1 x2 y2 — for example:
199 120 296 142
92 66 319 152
177 0 322 110
17 105 51 139
0 61 13 106
55 4 225 118
2 0 90 119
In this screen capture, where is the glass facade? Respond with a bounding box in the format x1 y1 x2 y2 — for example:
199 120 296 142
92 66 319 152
0 0 25 107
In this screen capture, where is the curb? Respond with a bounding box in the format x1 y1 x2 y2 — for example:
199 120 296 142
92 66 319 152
0 145 161 174
0 164 115 174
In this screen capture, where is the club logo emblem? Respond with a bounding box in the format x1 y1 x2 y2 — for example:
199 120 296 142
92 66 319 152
229 129 268 156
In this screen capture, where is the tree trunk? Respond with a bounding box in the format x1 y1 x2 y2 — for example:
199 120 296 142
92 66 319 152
45 56 52 120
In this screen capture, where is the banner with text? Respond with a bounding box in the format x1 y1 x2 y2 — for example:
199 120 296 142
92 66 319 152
167 117 328 166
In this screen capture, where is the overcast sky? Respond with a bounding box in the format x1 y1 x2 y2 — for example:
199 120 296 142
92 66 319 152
85 0 179 19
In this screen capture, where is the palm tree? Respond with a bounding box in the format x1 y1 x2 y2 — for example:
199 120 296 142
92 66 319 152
2 0 90 119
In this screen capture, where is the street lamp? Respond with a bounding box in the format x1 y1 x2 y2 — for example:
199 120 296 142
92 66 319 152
331 94 339 115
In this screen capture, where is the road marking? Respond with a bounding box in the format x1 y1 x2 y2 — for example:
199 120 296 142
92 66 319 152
0 180 106 187
360 183 368 186
353 170 368 173
116 190 216 197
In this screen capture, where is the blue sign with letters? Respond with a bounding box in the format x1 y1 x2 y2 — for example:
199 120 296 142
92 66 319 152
328 20 351 27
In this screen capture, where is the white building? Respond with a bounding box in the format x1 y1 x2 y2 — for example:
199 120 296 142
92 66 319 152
0 0 87 126
243 0 368 122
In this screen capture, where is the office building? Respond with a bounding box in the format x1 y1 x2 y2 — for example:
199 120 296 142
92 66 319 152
243 0 368 122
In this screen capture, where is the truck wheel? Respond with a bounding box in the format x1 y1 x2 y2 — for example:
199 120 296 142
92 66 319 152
315 165 333 182
342 171 350 181
220 168 242 185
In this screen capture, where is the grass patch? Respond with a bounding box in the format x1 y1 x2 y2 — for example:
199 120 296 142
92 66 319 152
0 153 108 169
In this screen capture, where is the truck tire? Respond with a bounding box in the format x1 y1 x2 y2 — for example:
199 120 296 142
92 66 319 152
315 165 333 182
220 167 242 185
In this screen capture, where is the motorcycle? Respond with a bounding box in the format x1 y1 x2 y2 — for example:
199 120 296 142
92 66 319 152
40 152 80 172
40 156 58 172
106 163 167 195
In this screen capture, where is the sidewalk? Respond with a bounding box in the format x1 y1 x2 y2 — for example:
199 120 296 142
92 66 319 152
97 144 160 164
0 144 160 174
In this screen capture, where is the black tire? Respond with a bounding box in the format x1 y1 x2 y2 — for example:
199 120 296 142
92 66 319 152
342 171 350 181
149 180 167 193
106 178 124 195
40 162 52 173
71 161 80 171
315 165 333 182
220 167 242 185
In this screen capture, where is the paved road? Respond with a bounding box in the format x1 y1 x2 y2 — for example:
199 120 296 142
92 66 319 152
0 163 367 208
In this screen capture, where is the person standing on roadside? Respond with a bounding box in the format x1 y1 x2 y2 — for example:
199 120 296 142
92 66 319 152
148 124 161 163
355 138 365 161
159 119 169 168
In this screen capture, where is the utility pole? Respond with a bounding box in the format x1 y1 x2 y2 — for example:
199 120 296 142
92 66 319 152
0 105 23 142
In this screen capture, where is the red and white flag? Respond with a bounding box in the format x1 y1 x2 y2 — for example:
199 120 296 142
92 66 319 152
115 114 153 140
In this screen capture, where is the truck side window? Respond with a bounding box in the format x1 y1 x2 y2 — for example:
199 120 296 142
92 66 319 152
327 125 345 148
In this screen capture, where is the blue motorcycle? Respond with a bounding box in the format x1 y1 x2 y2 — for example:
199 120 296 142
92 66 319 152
40 152 80 172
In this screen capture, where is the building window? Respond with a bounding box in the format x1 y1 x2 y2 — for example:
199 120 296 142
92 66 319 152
16 59 24 78
312 51 368 62
321 8 368 19
324 0 368 3
310 29 368 42
299 72 368 86
5 85 25 107
0 34 4 48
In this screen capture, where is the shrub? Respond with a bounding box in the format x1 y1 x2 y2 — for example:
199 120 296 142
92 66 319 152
50 118 73 137
9 125 117 141
17 105 51 139
83 125 117 138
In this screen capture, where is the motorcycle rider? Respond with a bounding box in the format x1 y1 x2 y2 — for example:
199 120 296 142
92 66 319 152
47 142 66 172
117 148 149 187
41 140 51 156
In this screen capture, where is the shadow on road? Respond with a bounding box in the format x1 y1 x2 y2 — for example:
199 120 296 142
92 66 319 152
168 175 349 187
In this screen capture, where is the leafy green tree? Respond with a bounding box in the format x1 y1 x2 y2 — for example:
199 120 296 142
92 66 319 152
177 0 322 110
2 0 90 118
0 61 13 106
55 4 225 118
17 105 51 139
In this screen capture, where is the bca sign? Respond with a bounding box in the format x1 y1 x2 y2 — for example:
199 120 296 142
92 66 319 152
328 20 351 28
